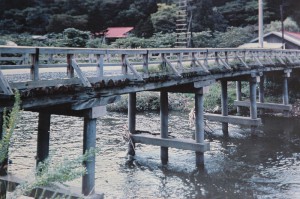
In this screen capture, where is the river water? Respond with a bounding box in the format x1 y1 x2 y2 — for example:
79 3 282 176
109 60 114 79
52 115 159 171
8 110 300 199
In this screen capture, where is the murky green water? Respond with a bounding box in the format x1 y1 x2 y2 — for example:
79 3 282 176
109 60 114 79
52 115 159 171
8 111 300 199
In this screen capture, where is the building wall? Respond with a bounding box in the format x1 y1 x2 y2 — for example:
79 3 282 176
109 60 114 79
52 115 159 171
265 35 300 49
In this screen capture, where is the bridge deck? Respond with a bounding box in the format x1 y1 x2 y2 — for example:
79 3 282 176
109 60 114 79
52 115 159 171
1 46 299 110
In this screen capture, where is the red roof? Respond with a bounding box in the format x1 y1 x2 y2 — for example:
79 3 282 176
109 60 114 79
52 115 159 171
105 27 134 38
286 32 300 40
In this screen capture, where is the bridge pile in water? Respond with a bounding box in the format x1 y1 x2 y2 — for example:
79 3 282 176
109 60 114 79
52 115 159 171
0 46 299 197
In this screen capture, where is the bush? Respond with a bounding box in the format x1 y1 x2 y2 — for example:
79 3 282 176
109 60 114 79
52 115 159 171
107 92 193 112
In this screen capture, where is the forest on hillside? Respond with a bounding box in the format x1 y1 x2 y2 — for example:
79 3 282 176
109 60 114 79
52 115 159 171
0 0 299 35
0 0 299 48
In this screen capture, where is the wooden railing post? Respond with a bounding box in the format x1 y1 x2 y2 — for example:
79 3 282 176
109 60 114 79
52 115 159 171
161 53 167 73
96 54 104 78
67 54 74 78
30 48 39 80
143 53 149 76
177 52 183 72
225 51 229 65
215 52 219 66
122 54 128 75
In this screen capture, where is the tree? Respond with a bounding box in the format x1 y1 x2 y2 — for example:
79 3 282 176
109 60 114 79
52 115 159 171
62 28 91 47
151 3 178 33
265 17 300 33
190 0 228 32
47 14 88 33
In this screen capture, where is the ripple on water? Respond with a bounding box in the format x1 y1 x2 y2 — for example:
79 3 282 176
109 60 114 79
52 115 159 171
7 111 300 198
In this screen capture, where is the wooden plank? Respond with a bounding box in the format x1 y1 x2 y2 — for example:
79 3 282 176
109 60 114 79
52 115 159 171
71 59 92 87
131 134 210 152
0 69 13 95
194 79 215 88
234 100 292 111
72 95 120 110
204 113 262 126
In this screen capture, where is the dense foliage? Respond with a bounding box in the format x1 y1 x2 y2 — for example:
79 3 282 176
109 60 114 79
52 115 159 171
0 0 299 36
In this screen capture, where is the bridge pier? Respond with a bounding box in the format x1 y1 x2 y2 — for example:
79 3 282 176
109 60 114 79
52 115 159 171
195 88 205 167
259 75 265 115
160 91 169 165
82 116 97 196
128 93 136 157
236 81 242 115
283 71 290 117
250 76 258 134
221 80 229 136
36 112 51 167
33 106 106 197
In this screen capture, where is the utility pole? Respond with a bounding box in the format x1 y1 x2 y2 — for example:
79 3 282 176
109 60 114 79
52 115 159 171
280 0 285 49
258 0 264 48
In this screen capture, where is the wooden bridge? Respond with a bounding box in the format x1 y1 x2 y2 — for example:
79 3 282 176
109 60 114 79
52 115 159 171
0 46 299 197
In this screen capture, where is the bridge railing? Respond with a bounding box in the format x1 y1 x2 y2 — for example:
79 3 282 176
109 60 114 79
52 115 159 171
0 46 300 94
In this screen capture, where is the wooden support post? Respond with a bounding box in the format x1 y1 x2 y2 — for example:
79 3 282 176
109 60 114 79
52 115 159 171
221 80 228 136
0 112 6 197
82 117 96 196
283 73 289 117
195 88 204 168
36 112 51 167
127 93 136 156
160 91 168 165
250 76 258 134
259 75 265 115
67 54 74 78
236 81 242 115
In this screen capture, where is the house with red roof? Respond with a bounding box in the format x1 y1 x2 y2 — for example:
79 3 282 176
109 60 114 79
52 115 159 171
104 27 134 39
248 31 300 49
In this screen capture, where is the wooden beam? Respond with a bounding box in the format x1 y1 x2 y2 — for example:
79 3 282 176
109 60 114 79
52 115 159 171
236 56 249 68
72 95 120 110
204 113 262 126
125 57 143 81
131 134 210 152
164 56 182 77
71 59 92 87
0 70 13 95
234 100 292 111
217 54 231 70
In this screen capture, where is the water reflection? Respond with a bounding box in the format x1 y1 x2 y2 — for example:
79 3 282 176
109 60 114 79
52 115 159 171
8 111 300 198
